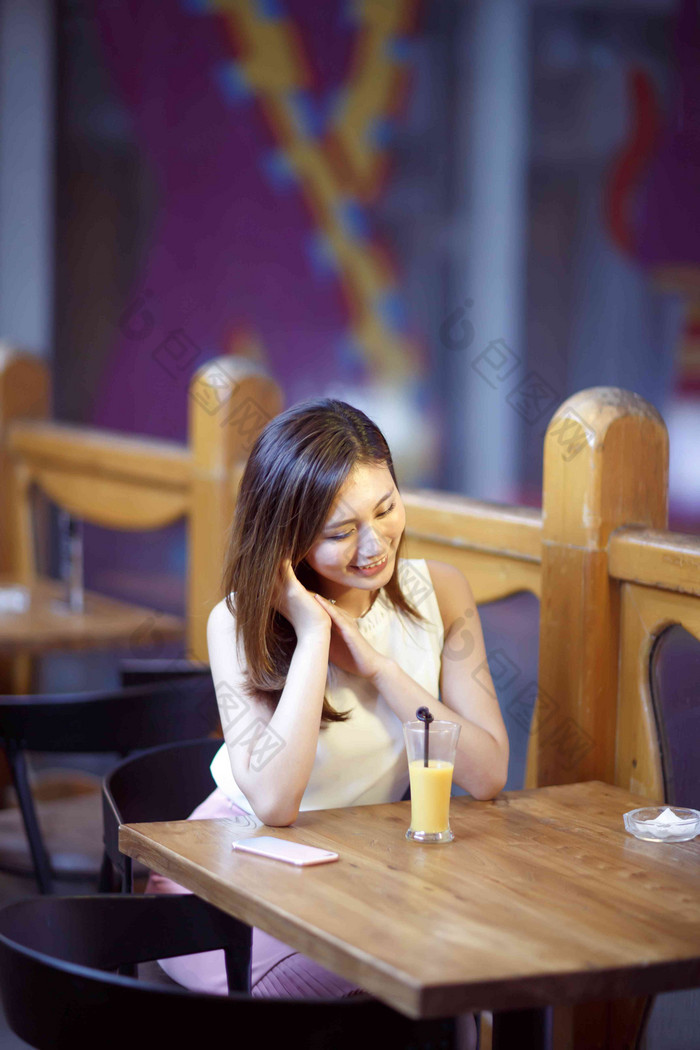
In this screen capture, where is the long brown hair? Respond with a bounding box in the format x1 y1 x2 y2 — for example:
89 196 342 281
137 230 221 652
222 399 421 722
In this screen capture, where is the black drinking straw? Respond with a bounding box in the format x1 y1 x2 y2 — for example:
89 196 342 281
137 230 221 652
416 706 433 767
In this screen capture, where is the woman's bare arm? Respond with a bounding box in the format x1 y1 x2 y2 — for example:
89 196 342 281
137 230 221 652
372 561 508 797
316 561 509 799
207 565 332 825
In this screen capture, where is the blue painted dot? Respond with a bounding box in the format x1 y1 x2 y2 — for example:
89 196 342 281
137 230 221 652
369 117 394 147
337 199 370 240
386 36 415 63
340 1 361 28
376 290 409 334
262 150 296 191
335 335 368 382
289 91 325 138
306 233 338 279
215 62 252 103
256 0 285 19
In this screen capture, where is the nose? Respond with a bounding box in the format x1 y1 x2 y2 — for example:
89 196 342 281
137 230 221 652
357 523 385 559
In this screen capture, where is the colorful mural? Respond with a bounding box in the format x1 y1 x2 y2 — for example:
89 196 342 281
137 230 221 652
606 0 700 396
91 0 431 477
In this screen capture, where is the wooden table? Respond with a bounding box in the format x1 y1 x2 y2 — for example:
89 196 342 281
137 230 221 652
0 575 185 692
119 781 700 1036
0 575 184 657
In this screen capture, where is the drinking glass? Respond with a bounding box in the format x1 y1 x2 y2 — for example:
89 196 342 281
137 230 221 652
403 719 460 843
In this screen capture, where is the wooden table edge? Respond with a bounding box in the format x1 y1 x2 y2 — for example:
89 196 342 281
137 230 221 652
120 813 700 1017
119 821 428 1017
118 784 700 1019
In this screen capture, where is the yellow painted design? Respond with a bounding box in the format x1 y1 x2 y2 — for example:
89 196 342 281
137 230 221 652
210 0 421 383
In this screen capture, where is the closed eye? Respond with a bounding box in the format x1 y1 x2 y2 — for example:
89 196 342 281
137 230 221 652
325 500 396 540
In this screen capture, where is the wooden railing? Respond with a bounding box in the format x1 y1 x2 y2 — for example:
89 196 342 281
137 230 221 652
1 351 282 662
403 492 542 602
4 356 698 806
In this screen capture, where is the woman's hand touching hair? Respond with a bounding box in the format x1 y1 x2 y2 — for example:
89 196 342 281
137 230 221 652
273 560 333 638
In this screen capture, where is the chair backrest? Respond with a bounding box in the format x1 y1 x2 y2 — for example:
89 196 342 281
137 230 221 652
0 894 455 1050
102 737 221 891
0 678 221 755
1 350 283 660
118 657 212 688
0 679 222 893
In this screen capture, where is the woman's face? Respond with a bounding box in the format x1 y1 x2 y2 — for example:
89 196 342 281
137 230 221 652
302 462 406 601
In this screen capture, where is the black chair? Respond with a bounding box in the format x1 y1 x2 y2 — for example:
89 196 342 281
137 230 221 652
0 676 221 894
118 656 213 689
0 894 455 1050
101 736 222 892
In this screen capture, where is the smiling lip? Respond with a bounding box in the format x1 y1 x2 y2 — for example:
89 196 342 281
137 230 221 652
350 554 389 577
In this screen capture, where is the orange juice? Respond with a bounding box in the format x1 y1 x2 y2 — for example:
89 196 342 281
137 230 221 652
408 759 454 833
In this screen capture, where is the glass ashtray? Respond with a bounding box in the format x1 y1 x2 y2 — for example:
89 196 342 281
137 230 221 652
623 806 700 843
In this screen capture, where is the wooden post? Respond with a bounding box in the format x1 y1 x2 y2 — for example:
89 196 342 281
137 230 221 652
0 347 50 576
187 358 283 662
531 388 668 1050
527 387 668 788
0 348 49 695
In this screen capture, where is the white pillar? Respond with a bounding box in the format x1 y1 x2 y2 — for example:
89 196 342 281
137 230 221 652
449 0 529 501
0 0 54 356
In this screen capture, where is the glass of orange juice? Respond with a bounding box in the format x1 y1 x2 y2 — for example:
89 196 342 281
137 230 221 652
403 719 461 843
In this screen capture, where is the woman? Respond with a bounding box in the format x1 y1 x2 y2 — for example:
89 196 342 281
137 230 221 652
150 398 508 1022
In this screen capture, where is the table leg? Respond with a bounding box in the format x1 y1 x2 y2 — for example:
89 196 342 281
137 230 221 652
492 1007 548 1050
224 923 253 994
0 654 34 694
0 655 35 812
550 998 651 1049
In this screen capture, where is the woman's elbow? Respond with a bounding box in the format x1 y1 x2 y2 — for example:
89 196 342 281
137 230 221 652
471 762 508 801
248 792 301 828
257 807 299 827
470 778 506 801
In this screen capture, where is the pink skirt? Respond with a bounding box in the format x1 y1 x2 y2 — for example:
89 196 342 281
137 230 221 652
145 787 364 999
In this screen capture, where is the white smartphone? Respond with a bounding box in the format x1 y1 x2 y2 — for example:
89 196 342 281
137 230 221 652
231 835 339 867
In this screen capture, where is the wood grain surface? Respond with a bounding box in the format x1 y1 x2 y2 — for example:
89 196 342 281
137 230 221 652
0 575 184 655
119 781 700 1020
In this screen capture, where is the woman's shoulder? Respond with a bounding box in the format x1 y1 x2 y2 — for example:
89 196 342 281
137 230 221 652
206 595 248 673
423 559 469 589
397 557 465 595
207 596 237 639
422 560 475 631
